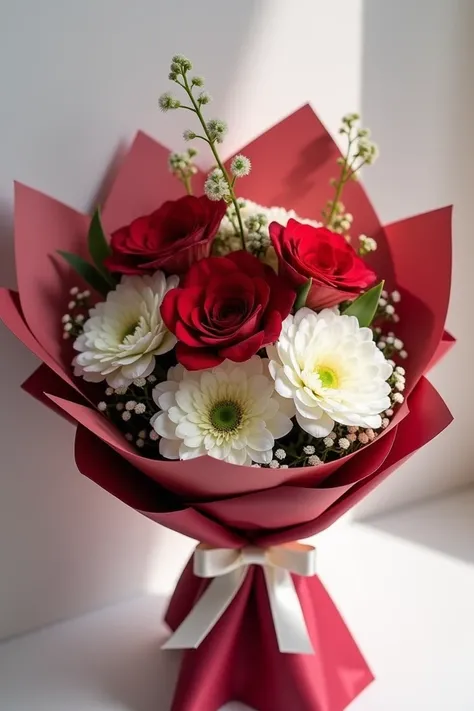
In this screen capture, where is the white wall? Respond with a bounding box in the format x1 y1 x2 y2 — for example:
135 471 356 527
0 0 364 639
354 0 474 518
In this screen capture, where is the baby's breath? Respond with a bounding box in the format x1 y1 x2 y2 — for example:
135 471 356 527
168 148 198 195
95 369 166 457
358 234 377 255
60 287 91 340
159 54 246 248
158 92 181 111
323 113 378 236
231 154 251 178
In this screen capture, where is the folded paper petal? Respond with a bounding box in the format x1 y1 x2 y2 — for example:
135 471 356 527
165 561 373 711
22 364 85 425
101 131 205 234
259 377 452 546
229 104 394 281
14 183 91 371
0 288 99 409
75 426 243 548
383 207 452 393
196 428 396 532
47 392 338 497
427 329 456 372
0 288 81 392
323 407 406 488
42 392 403 502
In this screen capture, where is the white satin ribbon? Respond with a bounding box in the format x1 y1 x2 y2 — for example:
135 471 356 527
162 542 316 654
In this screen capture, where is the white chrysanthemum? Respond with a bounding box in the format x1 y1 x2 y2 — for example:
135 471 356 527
150 357 295 465
73 272 178 388
267 308 393 438
216 198 321 254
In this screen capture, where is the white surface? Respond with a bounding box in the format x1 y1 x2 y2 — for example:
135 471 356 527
1 503 474 711
365 484 474 566
353 0 474 518
0 0 363 639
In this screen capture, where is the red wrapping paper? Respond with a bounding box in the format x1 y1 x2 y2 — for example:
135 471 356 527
166 565 373 711
0 106 454 711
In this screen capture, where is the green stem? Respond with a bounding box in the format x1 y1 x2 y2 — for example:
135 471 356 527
227 211 239 236
349 156 369 174
180 73 246 250
181 171 193 195
325 133 356 228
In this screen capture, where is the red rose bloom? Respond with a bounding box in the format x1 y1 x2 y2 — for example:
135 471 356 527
104 195 226 277
161 251 296 370
270 219 376 309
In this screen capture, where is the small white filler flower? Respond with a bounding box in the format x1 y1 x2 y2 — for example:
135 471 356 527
73 272 178 388
267 308 392 437
150 357 295 465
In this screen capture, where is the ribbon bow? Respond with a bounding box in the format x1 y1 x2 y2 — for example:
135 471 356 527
162 542 317 654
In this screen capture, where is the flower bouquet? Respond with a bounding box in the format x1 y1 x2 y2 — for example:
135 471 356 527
0 54 454 711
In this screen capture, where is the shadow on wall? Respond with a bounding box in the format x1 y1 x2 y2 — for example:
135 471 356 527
0 0 260 641
353 0 474 522
364 484 474 568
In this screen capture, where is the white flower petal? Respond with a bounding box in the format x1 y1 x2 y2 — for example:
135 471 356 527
154 412 178 440
248 447 273 464
73 270 176 387
168 406 186 424
294 398 324 421
246 429 274 452
175 420 202 439
157 390 179 412
121 355 155 381
274 372 295 399
227 448 251 465
360 413 382 429
267 310 393 437
182 435 205 448
179 443 205 460
152 381 179 408
296 411 334 438
266 411 294 439
175 384 201 414
159 438 180 459
275 394 297 419
149 356 286 465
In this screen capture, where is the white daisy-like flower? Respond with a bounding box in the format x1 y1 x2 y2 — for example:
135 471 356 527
267 308 393 438
73 271 178 388
150 357 295 465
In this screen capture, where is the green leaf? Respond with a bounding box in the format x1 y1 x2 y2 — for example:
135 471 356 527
57 250 111 297
294 278 312 311
87 208 114 285
343 280 384 327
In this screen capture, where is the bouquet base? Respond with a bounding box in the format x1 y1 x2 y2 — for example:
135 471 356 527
165 557 373 711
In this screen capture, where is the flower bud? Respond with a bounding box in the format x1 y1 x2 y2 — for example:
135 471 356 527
158 92 181 111
230 154 251 178
198 91 212 105
183 129 196 141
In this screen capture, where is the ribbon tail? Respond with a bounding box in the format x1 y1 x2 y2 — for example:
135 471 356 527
162 566 248 650
264 566 314 655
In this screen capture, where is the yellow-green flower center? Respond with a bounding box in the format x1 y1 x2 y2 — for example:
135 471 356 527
316 365 339 389
121 321 139 342
209 400 242 432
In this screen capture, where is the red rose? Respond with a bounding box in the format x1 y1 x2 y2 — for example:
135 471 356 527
269 219 376 309
104 195 226 277
161 251 296 370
